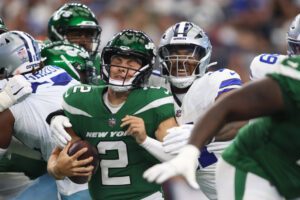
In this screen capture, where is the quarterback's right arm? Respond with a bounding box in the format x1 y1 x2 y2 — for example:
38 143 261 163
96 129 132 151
47 140 93 180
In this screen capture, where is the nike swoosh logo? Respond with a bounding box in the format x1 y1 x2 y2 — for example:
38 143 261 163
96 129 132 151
13 87 24 95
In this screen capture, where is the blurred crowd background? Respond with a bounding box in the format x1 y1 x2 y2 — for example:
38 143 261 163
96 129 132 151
0 0 300 82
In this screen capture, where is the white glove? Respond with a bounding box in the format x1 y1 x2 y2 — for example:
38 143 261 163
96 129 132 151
50 115 72 148
0 75 32 112
143 144 200 189
163 124 194 155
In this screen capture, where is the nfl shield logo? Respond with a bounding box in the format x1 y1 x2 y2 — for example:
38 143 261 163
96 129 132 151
108 118 116 127
175 109 182 118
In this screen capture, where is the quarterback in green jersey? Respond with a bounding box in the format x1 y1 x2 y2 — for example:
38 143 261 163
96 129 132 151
47 29 177 200
144 56 300 199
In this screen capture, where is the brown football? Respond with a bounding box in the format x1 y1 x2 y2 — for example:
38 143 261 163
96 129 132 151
67 140 99 184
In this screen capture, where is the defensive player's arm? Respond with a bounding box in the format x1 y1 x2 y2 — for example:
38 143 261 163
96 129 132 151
213 90 248 142
189 77 284 148
0 109 14 158
143 77 285 187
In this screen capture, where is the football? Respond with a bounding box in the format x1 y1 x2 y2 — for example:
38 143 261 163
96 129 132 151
67 140 99 184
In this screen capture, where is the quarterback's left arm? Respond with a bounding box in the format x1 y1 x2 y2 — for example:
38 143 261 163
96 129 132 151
121 116 178 162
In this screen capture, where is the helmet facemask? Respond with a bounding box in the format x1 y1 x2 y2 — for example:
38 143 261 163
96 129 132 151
287 39 300 56
287 14 300 56
103 54 149 92
65 26 101 56
160 44 210 88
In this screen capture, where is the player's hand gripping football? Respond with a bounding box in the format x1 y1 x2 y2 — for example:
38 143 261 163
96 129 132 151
50 115 72 148
121 115 147 144
143 144 200 189
48 142 94 179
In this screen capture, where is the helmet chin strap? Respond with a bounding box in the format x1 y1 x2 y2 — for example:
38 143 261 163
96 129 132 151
108 78 134 92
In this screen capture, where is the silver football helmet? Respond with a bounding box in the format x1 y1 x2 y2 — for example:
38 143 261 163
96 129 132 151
158 21 212 89
287 14 300 56
0 31 41 78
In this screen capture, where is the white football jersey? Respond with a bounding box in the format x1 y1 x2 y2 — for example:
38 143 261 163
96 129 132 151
9 65 79 161
180 68 241 124
249 54 287 80
181 68 241 200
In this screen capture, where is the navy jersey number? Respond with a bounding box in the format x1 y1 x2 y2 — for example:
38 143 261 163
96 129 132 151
259 54 278 64
198 146 218 168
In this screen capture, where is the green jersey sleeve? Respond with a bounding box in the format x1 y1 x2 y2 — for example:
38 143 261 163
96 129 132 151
268 56 300 112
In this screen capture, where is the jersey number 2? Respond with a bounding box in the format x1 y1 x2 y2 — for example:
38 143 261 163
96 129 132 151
98 141 130 185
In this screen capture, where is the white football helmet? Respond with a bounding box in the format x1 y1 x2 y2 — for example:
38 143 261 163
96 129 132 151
158 21 212 89
287 14 300 56
0 31 41 78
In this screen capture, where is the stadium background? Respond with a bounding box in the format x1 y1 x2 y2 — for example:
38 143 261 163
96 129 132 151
0 0 299 82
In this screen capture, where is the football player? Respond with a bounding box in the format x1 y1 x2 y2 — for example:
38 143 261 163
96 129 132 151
250 14 300 80
41 41 98 84
47 3 102 78
146 21 244 200
47 29 178 200
144 54 300 200
0 31 92 200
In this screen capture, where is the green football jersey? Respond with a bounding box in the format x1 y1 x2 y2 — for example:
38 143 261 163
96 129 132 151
62 85 175 200
222 56 300 199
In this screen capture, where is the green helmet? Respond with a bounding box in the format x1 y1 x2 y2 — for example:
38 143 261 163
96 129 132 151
48 3 101 56
41 41 97 84
101 29 156 91
0 17 8 34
